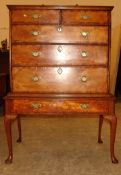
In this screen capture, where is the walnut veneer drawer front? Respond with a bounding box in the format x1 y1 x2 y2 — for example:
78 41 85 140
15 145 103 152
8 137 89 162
62 10 109 25
11 10 59 24
12 25 108 44
11 99 109 114
12 45 108 66
12 67 108 93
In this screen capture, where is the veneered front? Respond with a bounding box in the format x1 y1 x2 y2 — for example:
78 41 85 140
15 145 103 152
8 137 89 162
12 25 108 44
12 67 108 93
62 10 109 25
11 9 60 24
12 45 108 66
9 98 109 114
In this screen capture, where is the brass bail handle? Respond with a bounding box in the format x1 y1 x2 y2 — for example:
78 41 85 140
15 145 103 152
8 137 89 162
32 51 40 57
32 14 41 19
31 103 42 110
80 103 89 109
32 31 40 36
80 15 91 20
31 75 39 82
81 51 88 58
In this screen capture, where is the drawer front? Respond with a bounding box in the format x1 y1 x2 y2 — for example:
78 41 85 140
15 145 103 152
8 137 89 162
11 99 109 114
11 10 59 24
12 25 108 44
12 67 108 93
62 10 109 25
12 45 108 66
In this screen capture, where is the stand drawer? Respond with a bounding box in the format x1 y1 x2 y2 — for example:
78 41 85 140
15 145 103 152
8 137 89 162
9 98 110 114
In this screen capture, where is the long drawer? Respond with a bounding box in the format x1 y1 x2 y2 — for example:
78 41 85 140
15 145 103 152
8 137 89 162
12 25 108 44
12 45 108 66
8 98 109 114
12 67 108 93
11 9 59 24
62 10 109 25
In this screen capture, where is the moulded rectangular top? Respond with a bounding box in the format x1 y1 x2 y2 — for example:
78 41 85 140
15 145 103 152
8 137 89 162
7 5 114 11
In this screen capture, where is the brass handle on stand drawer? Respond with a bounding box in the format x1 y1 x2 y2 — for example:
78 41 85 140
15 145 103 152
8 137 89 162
31 76 39 82
32 51 40 57
32 31 40 36
80 31 89 38
80 15 91 20
80 76 87 82
80 104 89 109
80 51 88 58
32 14 41 19
31 103 42 110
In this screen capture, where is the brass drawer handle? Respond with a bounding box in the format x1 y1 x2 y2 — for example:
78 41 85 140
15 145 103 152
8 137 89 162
32 31 40 36
32 14 41 19
80 103 89 109
80 31 89 38
80 15 91 20
32 51 40 57
31 76 39 82
57 45 63 52
31 103 42 110
80 76 87 82
80 51 88 58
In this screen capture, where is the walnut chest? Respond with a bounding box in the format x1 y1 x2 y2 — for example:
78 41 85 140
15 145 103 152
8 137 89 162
4 5 118 164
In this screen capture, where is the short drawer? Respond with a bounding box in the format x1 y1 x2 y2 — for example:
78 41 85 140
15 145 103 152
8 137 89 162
12 45 108 66
12 67 108 93
10 98 109 114
12 25 108 44
11 10 59 24
62 10 109 25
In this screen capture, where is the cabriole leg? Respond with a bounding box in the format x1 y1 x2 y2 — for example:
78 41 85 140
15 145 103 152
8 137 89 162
16 116 22 143
104 115 118 164
98 115 104 143
4 115 16 164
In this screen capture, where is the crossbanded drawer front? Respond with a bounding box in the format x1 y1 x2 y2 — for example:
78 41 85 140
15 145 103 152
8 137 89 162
11 99 109 114
12 45 108 66
12 67 108 93
11 10 59 24
12 25 108 44
62 10 109 25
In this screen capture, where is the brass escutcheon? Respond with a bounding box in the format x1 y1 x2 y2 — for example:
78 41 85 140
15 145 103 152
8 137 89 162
80 75 87 82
